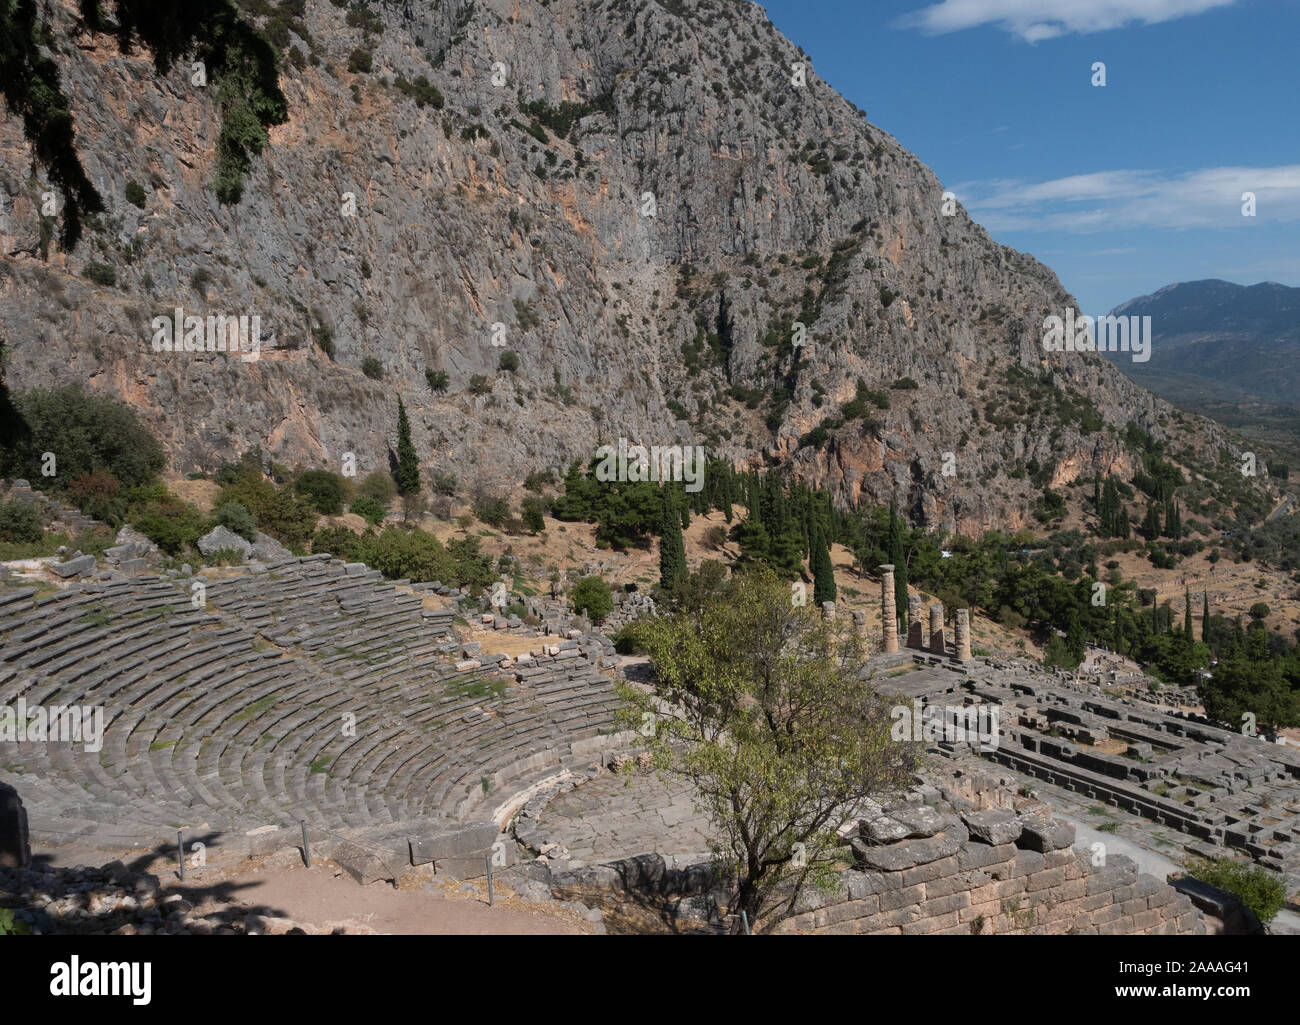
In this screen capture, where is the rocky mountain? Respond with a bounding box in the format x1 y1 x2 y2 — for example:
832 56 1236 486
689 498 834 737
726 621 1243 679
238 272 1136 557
0 0 1270 533
1106 280 1300 409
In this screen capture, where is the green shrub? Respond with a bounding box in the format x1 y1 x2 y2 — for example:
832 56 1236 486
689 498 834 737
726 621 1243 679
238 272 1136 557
130 493 206 555
0 500 44 543
513 299 541 330
357 470 397 505
257 488 319 547
84 262 117 287
295 469 346 515
473 495 511 528
216 473 276 521
524 470 554 493
521 495 545 533
498 350 520 373
425 369 449 392
350 495 386 525
393 73 444 109
1185 857 1287 925
468 375 492 396
1 386 164 490
357 526 453 583
124 179 147 208
612 623 646 655
215 501 257 540
446 534 496 592
570 576 612 621
312 524 366 560
311 313 335 358
347 48 372 73
361 357 383 380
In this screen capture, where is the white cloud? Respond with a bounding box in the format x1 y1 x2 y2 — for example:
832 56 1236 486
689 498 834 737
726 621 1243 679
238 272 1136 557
898 0 1237 42
950 165 1300 232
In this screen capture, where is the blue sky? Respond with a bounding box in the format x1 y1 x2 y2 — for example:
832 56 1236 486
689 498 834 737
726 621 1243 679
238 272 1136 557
757 0 1300 314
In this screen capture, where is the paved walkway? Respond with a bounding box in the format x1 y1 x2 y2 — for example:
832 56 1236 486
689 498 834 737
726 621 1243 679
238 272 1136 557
543 772 713 862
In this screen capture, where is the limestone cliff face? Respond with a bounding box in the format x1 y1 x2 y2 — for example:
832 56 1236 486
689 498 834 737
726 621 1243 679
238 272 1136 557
0 0 1259 531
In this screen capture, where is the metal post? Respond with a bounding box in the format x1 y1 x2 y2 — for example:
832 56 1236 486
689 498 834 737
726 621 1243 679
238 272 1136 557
740 911 751 935
177 830 185 881
301 820 311 868
485 856 494 906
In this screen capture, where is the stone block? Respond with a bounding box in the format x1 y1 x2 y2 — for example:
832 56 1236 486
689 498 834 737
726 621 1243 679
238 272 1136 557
919 891 970 918
873 904 924 929
1025 866 1070 892
877 882 926 912
408 821 499 865
957 842 1016 871
197 526 251 559
902 910 961 935
50 554 97 578
1043 849 1077 869
926 869 982 899
1017 814 1075 853
962 808 1022 845
853 832 964 872
902 855 960 887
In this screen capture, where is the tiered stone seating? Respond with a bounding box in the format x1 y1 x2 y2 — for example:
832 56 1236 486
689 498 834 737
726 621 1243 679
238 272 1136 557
0 557 630 861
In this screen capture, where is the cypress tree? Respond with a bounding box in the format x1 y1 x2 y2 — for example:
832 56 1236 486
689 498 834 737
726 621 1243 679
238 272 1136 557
1184 586 1193 638
395 398 420 496
1066 610 1084 665
1202 590 1210 646
812 526 836 607
1143 501 1162 540
659 490 687 593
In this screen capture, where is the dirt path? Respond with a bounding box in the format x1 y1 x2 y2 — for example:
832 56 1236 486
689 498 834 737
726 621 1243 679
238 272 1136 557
29 839 596 935
211 860 596 935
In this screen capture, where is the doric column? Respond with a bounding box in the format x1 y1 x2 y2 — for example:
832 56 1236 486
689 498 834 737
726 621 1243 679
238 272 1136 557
929 603 945 655
880 565 899 654
955 608 972 661
907 594 924 649
852 610 869 658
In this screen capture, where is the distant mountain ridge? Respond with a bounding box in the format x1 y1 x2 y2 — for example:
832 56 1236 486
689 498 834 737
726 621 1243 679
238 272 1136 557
1107 279 1300 407
1106 279 1300 471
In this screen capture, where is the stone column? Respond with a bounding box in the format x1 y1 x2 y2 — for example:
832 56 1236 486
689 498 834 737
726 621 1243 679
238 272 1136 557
929 604 945 655
907 594 924 649
880 565 899 653
852 610 869 657
821 600 836 621
955 608 972 662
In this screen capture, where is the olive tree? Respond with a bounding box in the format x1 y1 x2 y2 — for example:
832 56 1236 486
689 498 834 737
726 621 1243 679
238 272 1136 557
618 566 916 931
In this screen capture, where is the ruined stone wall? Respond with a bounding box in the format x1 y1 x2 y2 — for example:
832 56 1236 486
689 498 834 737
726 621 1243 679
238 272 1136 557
533 801 1205 935
777 837 1201 936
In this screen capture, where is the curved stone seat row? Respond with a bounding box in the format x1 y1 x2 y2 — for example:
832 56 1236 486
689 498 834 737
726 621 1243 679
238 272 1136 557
0 557 625 851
